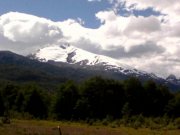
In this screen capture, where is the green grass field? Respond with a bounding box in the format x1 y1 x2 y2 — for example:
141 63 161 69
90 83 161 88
0 119 179 135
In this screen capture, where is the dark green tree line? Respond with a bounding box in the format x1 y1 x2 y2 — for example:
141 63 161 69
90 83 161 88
0 77 179 120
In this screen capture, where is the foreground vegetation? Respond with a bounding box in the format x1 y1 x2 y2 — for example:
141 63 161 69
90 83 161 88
0 76 179 132
0 119 179 135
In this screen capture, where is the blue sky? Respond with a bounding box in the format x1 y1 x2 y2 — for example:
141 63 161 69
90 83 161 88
0 0 180 77
0 0 159 28
0 0 111 28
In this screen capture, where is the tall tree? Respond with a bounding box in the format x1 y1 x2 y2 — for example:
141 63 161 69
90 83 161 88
124 78 145 115
165 92 180 117
23 84 48 118
53 81 79 120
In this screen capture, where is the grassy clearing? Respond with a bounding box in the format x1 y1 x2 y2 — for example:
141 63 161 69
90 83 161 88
0 119 179 135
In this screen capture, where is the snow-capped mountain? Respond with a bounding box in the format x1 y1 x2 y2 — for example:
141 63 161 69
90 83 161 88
34 43 157 78
166 74 180 85
35 43 130 67
33 43 180 91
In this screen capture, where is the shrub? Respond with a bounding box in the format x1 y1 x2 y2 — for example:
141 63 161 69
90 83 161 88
174 117 180 129
102 119 109 126
0 119 3 126
1 116 10 124
166 123 176 130
109 121 118 128
86 119 95 126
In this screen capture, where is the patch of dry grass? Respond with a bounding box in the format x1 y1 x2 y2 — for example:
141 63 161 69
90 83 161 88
0 119 179 135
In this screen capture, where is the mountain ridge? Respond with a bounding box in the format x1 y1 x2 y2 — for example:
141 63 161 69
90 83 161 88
32 43 180 91
0 49 179 91
34 43 160 78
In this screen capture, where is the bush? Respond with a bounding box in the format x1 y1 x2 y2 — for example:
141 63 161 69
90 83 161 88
1 116 10 124
86 119 95 126
132 120 141 129
109 121 119 128
101 115 113 126
124 115 145 129
120 117 130 127
166 123 176 130
0 119 3 126
174 117 180 129
21 112 34 120
102 119 109 126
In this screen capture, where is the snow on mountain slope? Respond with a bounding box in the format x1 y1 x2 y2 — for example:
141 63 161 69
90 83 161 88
35 43 126 66
33 43 180 92
34 43 159 79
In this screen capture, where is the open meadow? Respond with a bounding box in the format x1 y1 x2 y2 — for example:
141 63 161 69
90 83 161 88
0 119 179 135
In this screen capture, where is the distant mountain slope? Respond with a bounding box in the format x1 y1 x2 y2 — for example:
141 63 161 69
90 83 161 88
0 51 125 85
34 44 158 78
33 44 180 92
0 51 99 87
0 50 180 91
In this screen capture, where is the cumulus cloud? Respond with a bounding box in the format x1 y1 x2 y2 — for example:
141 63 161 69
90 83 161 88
56 7 180 77
70 37 165 59
0 1 180 78
109 0 180 21
0 12 63 54
124 16 161 34
130 42 164 55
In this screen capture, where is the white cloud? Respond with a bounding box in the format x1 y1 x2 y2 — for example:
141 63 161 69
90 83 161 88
109 0 180 21
124 16 161 34
56 8 180 77
76 18 85 25
0 6 180 77
0 12 63 54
